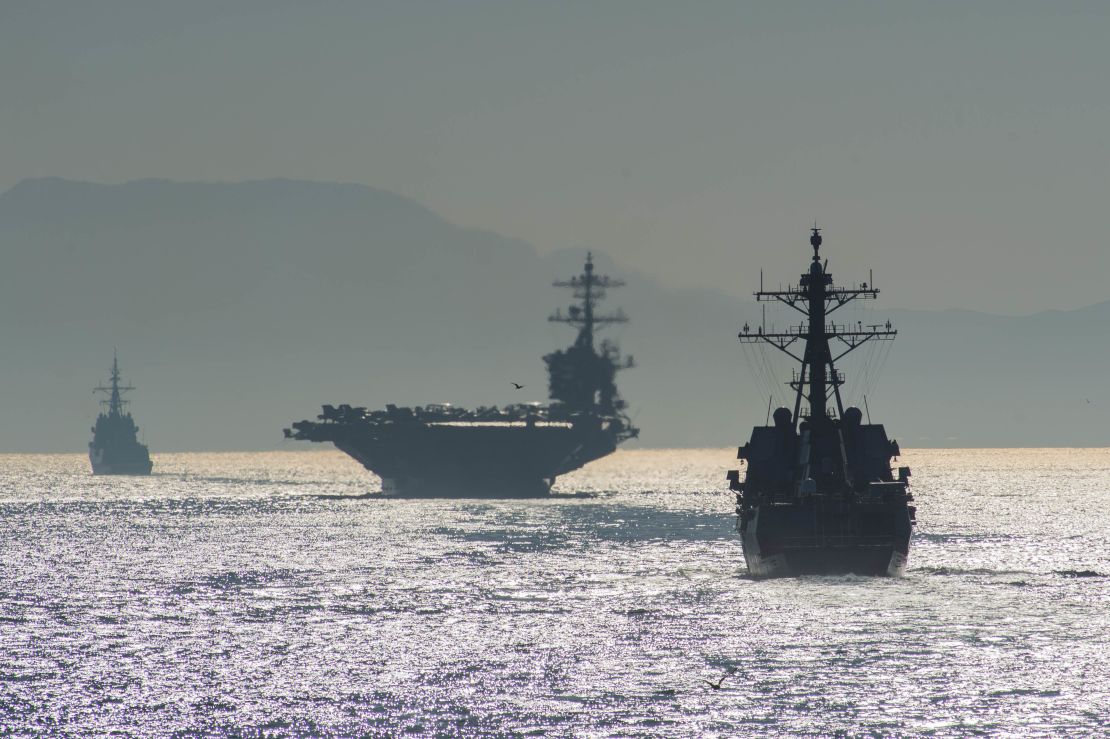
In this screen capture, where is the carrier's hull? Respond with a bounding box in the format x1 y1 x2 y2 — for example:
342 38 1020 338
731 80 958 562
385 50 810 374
326 423 618 497
739 498 912 578
89 445 153 476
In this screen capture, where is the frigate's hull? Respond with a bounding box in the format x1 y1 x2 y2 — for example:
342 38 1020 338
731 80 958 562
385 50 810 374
325 423 619 497
739 499 913 578
89 446 153 475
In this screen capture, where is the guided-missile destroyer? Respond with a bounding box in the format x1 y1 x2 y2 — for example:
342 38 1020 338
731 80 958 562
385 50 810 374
89 353 153 475
285 255 637 496
727 228 914 577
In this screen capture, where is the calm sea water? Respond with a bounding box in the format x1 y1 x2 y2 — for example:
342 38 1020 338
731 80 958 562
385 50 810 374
1 448 1108 737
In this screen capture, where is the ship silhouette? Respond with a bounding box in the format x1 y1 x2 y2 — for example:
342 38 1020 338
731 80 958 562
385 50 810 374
727 228 915 577
89 352 153 475
285 254 637 496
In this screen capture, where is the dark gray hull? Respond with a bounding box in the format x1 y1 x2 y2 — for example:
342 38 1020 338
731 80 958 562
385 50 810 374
739 499 913 578
329 423 618 497
89 445 153 476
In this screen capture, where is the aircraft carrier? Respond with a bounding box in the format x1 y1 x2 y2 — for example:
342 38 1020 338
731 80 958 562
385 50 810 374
285 255 637 496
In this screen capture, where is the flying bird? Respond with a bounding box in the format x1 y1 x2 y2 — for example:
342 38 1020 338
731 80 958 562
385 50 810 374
511 382 525 390
704 667 737 690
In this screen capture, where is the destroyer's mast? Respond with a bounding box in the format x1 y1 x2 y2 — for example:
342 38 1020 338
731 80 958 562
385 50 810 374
739 228 895 427
94 351 135 418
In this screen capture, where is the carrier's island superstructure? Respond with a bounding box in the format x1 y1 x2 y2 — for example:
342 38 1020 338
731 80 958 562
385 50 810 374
285 255 637 496
727 228 914 576
89 353 153 475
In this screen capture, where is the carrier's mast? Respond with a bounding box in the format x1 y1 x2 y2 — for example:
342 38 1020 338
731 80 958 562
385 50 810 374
545 254 635 418
548 253 629 347
739 228 896 427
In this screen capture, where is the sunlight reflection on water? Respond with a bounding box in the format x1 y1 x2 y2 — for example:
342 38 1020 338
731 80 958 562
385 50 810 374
1 448 1108 736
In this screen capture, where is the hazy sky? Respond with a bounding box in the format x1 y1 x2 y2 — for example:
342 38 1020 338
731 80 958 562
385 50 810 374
2 1 1108 314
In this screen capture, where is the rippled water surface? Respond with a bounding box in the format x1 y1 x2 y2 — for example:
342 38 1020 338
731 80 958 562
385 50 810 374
2 448 1109 736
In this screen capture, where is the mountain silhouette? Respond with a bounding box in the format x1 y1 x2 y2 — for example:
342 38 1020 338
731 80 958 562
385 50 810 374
0 177 1106 452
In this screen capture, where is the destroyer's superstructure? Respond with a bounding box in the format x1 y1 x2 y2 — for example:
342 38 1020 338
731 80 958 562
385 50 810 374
285 255 637 496
727 228 914 577
89 353 153 475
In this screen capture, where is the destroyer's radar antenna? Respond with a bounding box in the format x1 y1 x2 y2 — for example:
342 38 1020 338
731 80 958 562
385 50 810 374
739 227 895 424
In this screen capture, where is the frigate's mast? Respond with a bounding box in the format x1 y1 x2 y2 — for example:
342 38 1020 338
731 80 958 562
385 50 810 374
94 350 135 417
739 228 896 427
548 253 629 347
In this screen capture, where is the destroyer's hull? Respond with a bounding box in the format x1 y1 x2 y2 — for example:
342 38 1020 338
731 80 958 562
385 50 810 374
739 499 912 578
89 446 153 475
326 423 619 497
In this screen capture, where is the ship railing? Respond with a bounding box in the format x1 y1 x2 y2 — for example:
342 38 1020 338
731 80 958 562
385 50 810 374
797 406 839 420
747 322 893 337
792 369 844 385
316 403 560 425
427 420 573 429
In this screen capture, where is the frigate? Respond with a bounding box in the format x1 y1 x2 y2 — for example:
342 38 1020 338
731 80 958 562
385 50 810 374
89 353 153 475
285 255 637 495
727 228 914 576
